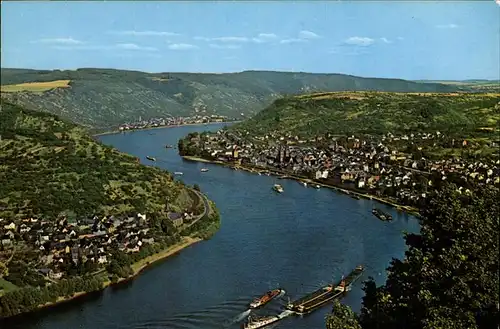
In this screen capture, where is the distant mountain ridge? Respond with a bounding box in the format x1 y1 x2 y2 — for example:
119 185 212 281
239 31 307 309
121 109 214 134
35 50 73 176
1 68 460 132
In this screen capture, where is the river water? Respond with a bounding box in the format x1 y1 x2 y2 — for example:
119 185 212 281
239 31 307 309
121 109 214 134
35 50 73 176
5 124 419 329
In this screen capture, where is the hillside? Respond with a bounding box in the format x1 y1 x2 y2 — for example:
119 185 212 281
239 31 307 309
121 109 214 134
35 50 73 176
414 79 500 92
0 100 221 318
231 91 500 138
0 100 197 220
0 68 459 131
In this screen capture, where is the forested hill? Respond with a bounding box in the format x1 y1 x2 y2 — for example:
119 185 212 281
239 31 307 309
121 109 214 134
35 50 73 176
0 100 218 317
230 91 500 138
1 68 459 131
0 100 198 220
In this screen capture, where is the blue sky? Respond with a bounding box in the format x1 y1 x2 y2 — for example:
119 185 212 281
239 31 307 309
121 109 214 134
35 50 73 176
2 1 499 80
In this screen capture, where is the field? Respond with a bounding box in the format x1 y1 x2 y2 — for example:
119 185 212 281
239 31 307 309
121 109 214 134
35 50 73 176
0 79 71 93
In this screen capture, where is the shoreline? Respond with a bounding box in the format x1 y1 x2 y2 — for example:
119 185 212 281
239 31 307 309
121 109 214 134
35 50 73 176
24 236 203 315
93 121 240 137
181 155 420 216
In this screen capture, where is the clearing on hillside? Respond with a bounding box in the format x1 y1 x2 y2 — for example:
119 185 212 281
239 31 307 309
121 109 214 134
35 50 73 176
0 80 71 93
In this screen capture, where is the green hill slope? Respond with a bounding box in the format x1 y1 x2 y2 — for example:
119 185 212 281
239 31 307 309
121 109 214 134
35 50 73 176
1 68 459 131
231 91 500 137
0 100 197 220
0 100 221 317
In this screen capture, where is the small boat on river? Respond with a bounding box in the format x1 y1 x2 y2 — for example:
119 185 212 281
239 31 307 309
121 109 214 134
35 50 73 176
273 184 284 193
201 168 209 172
372 208 393 221
174 172 183 175
249 288 285 309
165 144 174 148
243 315 280 329
146 156 156 161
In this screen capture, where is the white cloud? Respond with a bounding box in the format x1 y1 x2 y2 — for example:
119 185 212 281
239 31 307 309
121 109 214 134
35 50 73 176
252 33 278 43
380 37 392 44
51 45 111 51
280 38 307 44
34 37 83 45
258 33 277 39
110 30 180 36
397 36 404 41
54 43 157 51
344 36 375 46
116 43 157 51
168 43 199 50
298 30 320 39
209 44 241 49
195 33 278 45
436 23 459 29
195 36 249 43
211 36 249 43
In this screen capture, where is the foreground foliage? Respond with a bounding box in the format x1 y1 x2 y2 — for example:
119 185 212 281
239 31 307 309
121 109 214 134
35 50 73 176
326 183 499 329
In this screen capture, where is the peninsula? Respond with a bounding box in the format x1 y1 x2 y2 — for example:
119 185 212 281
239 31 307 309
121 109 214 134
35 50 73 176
178 91 500 211
0 100 220 318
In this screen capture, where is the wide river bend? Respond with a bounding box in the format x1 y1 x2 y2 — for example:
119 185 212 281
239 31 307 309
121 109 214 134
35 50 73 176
5 124 419 329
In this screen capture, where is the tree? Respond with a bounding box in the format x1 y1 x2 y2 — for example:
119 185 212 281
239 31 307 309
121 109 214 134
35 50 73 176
193 184 201 192
326 300 362 329
326 183 499 329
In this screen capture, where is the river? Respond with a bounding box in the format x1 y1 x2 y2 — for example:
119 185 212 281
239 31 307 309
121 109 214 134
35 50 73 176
5 124 419 329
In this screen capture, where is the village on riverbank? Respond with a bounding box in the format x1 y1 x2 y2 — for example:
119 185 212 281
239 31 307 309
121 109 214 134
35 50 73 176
0 185 217 295
178 128 500 210
118 114 239 132
0 187 219 317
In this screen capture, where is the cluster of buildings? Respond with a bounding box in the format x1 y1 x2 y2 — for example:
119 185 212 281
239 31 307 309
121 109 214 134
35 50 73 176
0 212 187 280
118 115 235 131
184 130 500 206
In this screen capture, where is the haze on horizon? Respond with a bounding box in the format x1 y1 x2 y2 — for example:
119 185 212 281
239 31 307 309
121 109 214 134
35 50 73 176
1 1 499 81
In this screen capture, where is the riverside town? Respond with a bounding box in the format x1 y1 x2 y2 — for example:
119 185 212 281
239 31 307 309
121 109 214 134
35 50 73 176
118 115 239 132
179 129 500 210
1 1 499 328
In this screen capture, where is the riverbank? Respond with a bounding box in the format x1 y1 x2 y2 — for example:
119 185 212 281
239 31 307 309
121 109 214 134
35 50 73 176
16 236 203 317
93 121 240 137
181 155 420 216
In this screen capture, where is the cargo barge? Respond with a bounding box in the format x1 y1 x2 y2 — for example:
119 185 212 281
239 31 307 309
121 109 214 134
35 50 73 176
287 265 364 315
372 208 393 221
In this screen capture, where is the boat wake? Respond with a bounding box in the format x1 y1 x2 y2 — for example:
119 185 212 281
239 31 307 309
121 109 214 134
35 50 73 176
278 310 295 318
130 298 250 329
229 308 252 324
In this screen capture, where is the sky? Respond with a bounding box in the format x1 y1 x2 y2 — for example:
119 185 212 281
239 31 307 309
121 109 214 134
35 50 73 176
1 1 499 80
